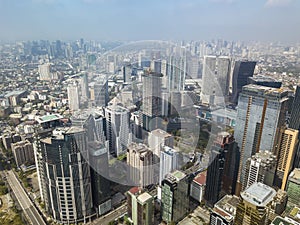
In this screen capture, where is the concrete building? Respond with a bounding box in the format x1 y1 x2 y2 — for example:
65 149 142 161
127 188 154 225
93 75 108 107
67 81 80 111
159 146 181 185
243 151 277 191
127 143 154 187
190 171 207 203
38 63 52 81
275 128 299 190
104 104 131 156
286 168 300 206
234 182 277 225
248 76 282 88
11 140 35 168
235 85 289 194
210 195 239 225
148 129 174 160
161 170 189 224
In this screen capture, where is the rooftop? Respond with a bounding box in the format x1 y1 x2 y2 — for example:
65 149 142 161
289 168 300 184
137 192 153 204
36 114 63 123
241 182 276 207
151 129 172 138
193 171 207 186
271 216 300 225
213 195 240 221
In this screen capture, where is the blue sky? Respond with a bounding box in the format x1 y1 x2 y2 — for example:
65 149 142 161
0 0 299 42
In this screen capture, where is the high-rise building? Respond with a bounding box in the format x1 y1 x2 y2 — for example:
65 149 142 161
104 104 131 156
161 170 189 224
67 81 80 111
159 146 180 185
80 73 90 99
216 56 231 97
286 168 300 206
122 64 132 84
127 143 154 187
231 61 256 104
190 171 207 204
37 127 93 224
148 129 174 160
38 63 52 81
204 132 239 207
235 85 289 194
210 195 239 225
248 76 282 88
201 56 216 104
142 72 163 130
11 140 35 168
290 86 300 168
243 151 277 191
275 128 299 190
167 55 187 92
94 75 108 107
234 182 276 225
127 188 154 225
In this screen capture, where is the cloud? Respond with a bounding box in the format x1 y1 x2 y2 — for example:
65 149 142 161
265 0 293 7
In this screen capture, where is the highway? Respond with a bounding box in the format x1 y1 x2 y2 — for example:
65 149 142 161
91 203 127 225
6 170 47 225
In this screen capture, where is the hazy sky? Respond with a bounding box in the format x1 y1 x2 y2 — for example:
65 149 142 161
0 0 299 43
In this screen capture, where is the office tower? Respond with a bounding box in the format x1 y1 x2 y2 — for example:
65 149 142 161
235 85 289 195
210 195 239 225
37 127 93 224
190 171 207 203
275 128 299 190
104 104 131 156
88 141 111 216
81 73 90 99
170 91 181 116
122 64 132 84
243 151 277 191
234 182 276 225
159 146 180 185
201 56 216 104
205 132 239 207
38 63 52 81
67 81 80 111
187 56 199 79
217 56 231 96
248 76 282 88
11 140 34 168
127 143 154 187
290 86 300 168
268 189 288 222
35 114 63 129
231 60 256 104
286 168 300 206
150 59 162 74
127 188 154 225
148 129 174 160
94 75 108 107
167 55 187 92
142 72 163 130
161 170 189 224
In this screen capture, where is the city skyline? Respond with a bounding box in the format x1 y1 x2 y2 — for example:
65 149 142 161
0 0 299 43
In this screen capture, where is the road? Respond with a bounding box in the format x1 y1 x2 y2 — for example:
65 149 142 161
91 203 127 225
5 170 47 225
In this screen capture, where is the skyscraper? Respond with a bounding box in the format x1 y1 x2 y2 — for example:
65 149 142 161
235 85 289 194
231 61 256 104
243 151 277 191
234 182 276 225
67 81 80 111
38 63 52 81
127 188 154 225
201 56 216 104
216 56 231 97
142 72 163 131
161 170 189 224
204 132 239 207
94 75 108 107
127 143 154 187
275 128 299 190
80 73 90 99
159 146 180 185
290 86 300 168
104 104 131 156
37 127 93 224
